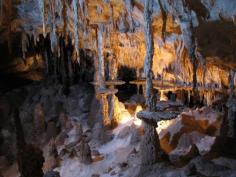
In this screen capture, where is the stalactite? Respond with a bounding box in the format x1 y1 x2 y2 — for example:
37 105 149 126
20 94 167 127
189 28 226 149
97 24 106 89
62 0 68 44
79 0 87 17
55 0 63 21
38 0 46 38
48 0 58 54
109 3 115 29
174 37 185 80
125 0 134 32
168 0 200 94
73 0 80 63
21 32 29 59
32 31 38 46
158 0 167 42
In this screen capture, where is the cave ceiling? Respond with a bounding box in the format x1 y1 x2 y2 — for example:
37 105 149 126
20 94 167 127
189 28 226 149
0 0 236 85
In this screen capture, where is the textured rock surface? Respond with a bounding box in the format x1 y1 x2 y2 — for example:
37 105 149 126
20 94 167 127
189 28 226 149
157 107 223 165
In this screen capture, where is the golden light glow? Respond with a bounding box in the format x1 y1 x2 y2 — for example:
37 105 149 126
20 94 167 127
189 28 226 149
156 120 175 135
115 102 143 127
119 111 133 124
160 90 168 101
134 105 143 126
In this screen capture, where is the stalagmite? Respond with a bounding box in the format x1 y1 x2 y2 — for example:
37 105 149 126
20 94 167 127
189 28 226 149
227 70 236 138
72 0 80 63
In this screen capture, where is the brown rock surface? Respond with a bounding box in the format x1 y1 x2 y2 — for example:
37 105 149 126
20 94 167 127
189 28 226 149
157 107 223 165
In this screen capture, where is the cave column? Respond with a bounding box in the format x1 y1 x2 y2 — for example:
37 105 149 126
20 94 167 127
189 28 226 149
97 24 106 89
97 24 110 128
137 111 177 168
140 0 160 166
107 54 124 126
227 69 236 138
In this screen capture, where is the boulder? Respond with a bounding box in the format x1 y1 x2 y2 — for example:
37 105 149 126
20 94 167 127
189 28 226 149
169 131 216 166
157 107 223 165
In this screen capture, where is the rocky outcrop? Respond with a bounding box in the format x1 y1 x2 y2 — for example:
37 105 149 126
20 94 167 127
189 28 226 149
157 107 223 165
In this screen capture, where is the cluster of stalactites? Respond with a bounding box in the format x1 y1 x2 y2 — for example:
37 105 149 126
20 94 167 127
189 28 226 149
20 0 86 63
